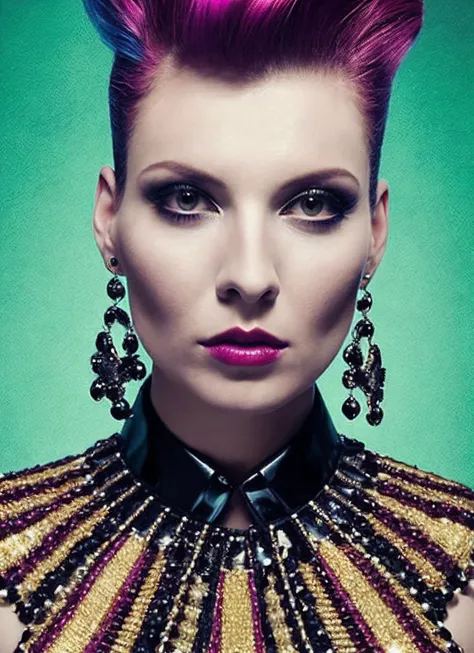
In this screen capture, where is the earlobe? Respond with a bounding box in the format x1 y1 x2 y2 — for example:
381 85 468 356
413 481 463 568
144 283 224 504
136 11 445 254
92 166 121 272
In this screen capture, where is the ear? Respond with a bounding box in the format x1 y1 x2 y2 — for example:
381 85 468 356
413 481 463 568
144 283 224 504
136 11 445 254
366 179 389 278
92 166 125 275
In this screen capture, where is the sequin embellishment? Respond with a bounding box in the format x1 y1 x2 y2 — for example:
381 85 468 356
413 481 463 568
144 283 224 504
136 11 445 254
1 434 473 652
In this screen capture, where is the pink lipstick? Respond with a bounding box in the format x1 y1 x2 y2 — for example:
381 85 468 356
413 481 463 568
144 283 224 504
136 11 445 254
200 327 288 367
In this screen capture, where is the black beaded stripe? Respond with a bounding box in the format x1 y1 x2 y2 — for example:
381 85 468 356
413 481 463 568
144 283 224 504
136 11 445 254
79 435 126 472
191 529 229 653
346 484 457 575
219 532 244 569
84 456 126 487
341 543 452 651
320 489 448 625
0 450 87 485
87 434 126 458
368 452 474 503
1 472 130 588
132 520 202 651
290 510 379 651
278 523 333 652
24 498 169 648
0 466 89 502
290 566 334 651
90 530 165 652
13 492 161 627
338 459 377 489
0 480 97 541
247 529 279 653
375 481 474 528
313 546 385 653
268 545 308 652
0 453 127 544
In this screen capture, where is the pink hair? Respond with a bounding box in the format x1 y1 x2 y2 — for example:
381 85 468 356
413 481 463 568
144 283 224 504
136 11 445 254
84 0 424 209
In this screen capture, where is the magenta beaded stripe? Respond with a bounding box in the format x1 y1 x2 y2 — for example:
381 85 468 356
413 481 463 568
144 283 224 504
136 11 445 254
316 551 385 652
0 433 473 652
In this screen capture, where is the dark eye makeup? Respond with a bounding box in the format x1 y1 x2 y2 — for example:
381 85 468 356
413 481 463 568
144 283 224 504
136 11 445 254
140 180 359 230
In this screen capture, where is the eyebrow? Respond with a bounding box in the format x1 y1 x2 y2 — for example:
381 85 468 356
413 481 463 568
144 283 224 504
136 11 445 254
138 160 361 202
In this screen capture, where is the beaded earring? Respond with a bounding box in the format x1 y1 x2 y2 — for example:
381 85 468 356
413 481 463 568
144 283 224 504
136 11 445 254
89 256 147 420
341 273 386 426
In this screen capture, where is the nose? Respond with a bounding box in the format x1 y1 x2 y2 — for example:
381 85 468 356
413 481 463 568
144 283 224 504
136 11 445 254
215 216 280 305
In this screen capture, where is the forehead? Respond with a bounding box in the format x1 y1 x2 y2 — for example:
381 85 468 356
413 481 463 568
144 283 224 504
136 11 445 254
128 65 368 185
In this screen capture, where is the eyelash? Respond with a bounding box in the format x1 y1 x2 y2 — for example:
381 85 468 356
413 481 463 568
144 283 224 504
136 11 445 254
144 181 357 229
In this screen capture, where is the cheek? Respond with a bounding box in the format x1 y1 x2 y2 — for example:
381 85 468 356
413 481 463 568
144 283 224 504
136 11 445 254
115 216 200 333
288 231 368 339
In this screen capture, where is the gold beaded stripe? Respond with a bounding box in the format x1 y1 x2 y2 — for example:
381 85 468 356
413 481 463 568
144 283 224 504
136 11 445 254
215 568 255 653
366 513 448 590
155 523 210 653
0 457 86 493
376 455 473 493
264 573 298 653
0 477 86 521
366 489 474 568
110 511 170 652
17 484 140 602
0 494 97 571
17 505 110 603
311 505 451 651
317 538 419 652
0 468 132 573
0 464 128 529
377 473 474 515
269 526 313 652
112 551 167 652
25 496 157 648
46 533 146 653
325 487 446 589
299 562 356 653
25 559 94 645
167 574 209 653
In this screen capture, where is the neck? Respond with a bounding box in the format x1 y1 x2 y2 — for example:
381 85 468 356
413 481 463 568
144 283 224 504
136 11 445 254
149 366 316 484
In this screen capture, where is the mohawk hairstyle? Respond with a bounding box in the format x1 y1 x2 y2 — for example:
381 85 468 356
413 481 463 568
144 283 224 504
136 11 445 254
83 0 424 210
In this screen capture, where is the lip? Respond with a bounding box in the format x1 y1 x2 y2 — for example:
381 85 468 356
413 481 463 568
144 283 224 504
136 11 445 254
200 327 289 348
203 343 286 366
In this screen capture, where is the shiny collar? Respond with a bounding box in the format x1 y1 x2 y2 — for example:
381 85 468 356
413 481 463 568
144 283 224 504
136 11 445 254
119 376 343 531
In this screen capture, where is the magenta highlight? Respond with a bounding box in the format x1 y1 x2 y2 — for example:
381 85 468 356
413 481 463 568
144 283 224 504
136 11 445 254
83 0 424 210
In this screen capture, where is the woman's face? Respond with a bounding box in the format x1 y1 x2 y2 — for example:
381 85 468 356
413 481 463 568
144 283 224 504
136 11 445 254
93 64 388 413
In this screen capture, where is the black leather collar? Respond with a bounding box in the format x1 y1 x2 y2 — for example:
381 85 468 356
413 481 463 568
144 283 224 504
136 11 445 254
119 375 343 530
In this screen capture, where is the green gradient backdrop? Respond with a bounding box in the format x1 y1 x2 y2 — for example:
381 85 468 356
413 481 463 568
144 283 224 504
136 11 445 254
1 1 473 487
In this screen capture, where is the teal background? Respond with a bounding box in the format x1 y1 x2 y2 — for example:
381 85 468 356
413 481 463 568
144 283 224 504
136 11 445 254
1 1 473 487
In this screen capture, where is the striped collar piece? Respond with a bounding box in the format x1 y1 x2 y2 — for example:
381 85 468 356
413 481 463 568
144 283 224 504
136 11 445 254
0 408 473 651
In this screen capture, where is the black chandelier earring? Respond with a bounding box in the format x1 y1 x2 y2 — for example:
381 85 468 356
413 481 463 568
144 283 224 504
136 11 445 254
341 272 386 426
89 256 147 420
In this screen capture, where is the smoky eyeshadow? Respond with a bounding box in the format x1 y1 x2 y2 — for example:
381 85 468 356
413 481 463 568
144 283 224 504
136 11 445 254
139 178 360 216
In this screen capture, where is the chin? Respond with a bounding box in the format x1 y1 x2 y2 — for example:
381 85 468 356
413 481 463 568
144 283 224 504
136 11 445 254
184 371 312 413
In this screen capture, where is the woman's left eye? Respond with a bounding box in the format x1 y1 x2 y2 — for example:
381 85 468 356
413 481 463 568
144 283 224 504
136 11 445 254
280 188 351 223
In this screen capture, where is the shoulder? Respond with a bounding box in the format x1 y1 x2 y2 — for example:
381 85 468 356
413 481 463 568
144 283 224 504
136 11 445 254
0 435 120 625
444 579 474 653
357 441 474 569
348 439 474 649
0 605 24 651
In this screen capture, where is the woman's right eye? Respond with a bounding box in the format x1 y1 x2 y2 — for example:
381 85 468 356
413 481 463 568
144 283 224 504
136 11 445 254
143 182 218 224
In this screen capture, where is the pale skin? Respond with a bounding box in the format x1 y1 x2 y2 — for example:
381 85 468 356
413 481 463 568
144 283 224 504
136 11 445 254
1 63 473 649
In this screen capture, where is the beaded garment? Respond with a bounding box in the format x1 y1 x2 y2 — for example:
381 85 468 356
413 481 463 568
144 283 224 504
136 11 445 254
1 385 474 652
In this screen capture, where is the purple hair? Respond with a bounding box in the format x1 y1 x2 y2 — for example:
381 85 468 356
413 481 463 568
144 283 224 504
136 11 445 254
83 0 423 211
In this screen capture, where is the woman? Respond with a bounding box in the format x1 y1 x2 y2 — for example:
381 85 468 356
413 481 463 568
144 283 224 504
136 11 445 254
1 0 473 650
